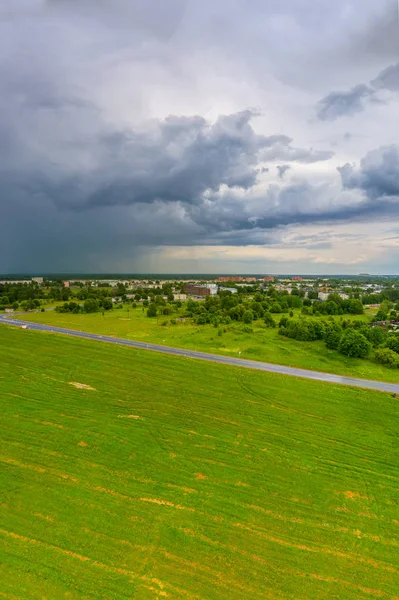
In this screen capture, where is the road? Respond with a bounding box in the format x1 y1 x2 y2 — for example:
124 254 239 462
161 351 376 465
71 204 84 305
1 314 399 394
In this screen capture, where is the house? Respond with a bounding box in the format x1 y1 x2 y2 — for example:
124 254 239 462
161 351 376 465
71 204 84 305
264 276 275 283
219 286 238 294
173 294 187 301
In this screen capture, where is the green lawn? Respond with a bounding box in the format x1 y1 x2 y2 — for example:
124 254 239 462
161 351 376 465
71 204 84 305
1 326 399 599
14 305 399 383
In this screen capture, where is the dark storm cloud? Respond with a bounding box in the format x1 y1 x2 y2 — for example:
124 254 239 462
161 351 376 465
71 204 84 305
1 107 332 212
1 0 398 273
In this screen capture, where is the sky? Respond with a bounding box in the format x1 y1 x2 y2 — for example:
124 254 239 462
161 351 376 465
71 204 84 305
1 0 399 274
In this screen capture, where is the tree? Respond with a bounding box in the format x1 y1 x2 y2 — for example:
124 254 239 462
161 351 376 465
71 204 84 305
348 299 364 315
375 309 388 321
264 312 276 328
147 304 157 318
102 299 113 311
242 310 254 324
338 330 371 359
83 299 99 313
324 324 342 350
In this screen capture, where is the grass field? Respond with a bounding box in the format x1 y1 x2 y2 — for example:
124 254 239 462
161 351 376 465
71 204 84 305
1 326 399 599
14 305 399 383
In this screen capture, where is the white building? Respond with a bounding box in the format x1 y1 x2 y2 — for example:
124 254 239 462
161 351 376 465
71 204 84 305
206 284 218 296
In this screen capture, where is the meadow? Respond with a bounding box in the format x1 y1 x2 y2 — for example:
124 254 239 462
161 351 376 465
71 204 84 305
14 304 399 383
1 325 399 599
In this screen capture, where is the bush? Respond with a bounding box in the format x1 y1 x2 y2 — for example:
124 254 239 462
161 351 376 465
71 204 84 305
270 303 282 314
264 312 276 328
386 335 399 354
279 317 289 329
279 320 325 342
374 348 399 369
338 330 371 359
242 326 253 333
196 314 207 325
242 310 254 324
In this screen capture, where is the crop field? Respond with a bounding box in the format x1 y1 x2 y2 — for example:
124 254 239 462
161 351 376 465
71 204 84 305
1 326 399 599
14 305 399 383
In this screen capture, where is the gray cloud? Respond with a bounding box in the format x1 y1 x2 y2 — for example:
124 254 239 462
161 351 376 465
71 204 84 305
316 84 377 121
372 63 399 91
277 165 291 179
338 145 399 199
316 60 399 121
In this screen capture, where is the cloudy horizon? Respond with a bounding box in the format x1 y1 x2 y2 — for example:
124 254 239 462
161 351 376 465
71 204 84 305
1 0 399 275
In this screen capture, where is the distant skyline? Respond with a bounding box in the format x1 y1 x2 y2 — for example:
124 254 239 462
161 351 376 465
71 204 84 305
1 1 398 274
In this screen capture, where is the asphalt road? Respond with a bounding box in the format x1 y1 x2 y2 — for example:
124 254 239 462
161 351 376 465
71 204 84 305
1 314 399 394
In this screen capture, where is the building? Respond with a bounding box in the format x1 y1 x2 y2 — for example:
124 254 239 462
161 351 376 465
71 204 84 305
217 276 243 283
219 287 238 294
184 284 217 297
292 276 303 282
173 294 187 301
264 276 275 283
63 281 70 288
244 277 257 283
31 277 44 285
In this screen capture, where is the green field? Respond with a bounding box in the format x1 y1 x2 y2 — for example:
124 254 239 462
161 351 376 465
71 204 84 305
14 305 399 383
1 326 399 599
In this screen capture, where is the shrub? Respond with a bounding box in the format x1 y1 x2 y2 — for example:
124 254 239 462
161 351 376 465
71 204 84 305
264 312 276 328
386 335 399 354
270 303 282 314
196 314 207 325
338 330 371 359
242 310 254 324
279 317 289 329
374 348 399 369
242 326 253 333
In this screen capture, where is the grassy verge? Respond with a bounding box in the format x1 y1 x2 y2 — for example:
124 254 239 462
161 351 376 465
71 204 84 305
1 327 399 599
12 305 399 383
